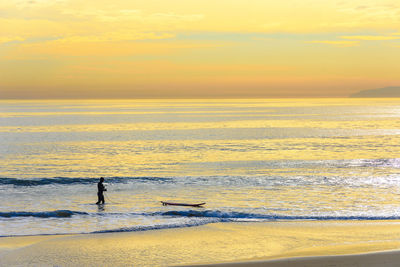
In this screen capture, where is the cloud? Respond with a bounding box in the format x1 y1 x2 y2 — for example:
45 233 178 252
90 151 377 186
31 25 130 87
336 2 400 20
0 7 198 48
340 35 400 41
14 0 66 8
306 33 400 48
305 40 359 47
149 13 204 22
0 36 25 44
55 32 175 43
59 9 204 24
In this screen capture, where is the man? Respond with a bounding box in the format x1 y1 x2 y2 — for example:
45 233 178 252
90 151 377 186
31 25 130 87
96 177 107 204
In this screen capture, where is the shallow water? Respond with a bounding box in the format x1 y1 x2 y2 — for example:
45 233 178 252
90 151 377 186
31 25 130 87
1 98 400 236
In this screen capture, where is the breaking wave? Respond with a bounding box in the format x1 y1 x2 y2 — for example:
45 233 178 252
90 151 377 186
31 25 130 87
157 210 400 221
3 208 400 221
0 210 88 218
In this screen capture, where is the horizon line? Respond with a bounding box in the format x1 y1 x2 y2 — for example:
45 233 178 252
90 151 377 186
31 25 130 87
2 96 400 100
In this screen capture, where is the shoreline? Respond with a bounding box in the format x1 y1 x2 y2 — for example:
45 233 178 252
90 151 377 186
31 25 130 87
2 220 400 266
190 249 400 267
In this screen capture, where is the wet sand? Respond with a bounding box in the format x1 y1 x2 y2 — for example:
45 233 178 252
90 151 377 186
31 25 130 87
195 250 400 267
2 221 400 266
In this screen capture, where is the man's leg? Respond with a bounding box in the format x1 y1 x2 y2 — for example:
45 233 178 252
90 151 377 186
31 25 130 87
96 192 101 204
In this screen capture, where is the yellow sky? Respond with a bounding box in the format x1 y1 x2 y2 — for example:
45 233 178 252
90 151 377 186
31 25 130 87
1 0 400 98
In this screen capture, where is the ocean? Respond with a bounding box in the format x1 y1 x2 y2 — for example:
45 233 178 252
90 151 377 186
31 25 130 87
1 98 400 236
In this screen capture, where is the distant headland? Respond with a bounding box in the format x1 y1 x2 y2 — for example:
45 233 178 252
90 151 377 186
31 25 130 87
350 86 400 98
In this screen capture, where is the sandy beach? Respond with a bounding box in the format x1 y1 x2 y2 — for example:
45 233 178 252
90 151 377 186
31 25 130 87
2 221 400 266
195 250 400 267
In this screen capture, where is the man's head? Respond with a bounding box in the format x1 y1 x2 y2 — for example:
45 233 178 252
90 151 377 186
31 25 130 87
100 177 104 182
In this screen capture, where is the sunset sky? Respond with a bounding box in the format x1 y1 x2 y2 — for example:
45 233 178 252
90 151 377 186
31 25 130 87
1 0 400 98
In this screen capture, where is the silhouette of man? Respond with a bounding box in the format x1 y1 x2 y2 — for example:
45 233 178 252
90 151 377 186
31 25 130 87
96 177 107 204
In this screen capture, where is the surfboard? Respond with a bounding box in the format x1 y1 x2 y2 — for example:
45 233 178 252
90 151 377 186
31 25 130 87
161 201 205 207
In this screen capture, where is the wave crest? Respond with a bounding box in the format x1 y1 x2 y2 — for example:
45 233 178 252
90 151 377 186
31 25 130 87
157 210 400 221
0 210 88 218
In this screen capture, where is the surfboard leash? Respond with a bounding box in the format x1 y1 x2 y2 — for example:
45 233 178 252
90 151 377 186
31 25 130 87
104 192 118 204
